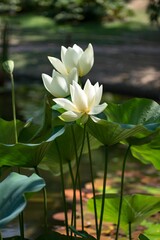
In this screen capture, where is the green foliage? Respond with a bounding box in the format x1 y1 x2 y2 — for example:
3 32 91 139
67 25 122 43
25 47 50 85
0 172 45 228
0 118 24 144
87 98 160 147
104 0 134 21
0 0 20 14
87 194 160 233
131 134 160 170
146 0 160 26
141 221 160 239
139 234 150 240
53 0 132 23
87 117 143 146
105 98 160 127
105 98 160 144
0 119 65 168
53 0 83 23
40 123 84 174
1 0 132 23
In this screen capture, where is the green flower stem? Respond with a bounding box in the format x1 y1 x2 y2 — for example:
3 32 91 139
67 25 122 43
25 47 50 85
55 140 69 237
86 132 99 239
10 71 24 238
71 126 84 231
10 72 18 144
19 212 24 239
70 124 86 231
115 144 131 240
78 178 84 230
128 222 132 240
67 160 76 230
98 145 108 240
35 167 48 232
42 187 48 230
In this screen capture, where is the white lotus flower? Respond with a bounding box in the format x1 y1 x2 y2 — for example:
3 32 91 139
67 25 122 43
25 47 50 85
53 79 107 123
48 43 94 77
42 68 78 97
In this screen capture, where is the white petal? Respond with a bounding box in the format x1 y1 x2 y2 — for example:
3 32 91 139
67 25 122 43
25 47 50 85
48 56 67 75
67 68 78 85
72 44 83 55
78 43 94 76
63 48 79 72
42 73 54 94
53 98 77 112
89 103 107 115
71 82 88 112
90 116 102 123
51 70 69 97
84 79 92 94
94 84 103 105
61 46 67 63
42 72 69 97
59 111 83 122
84 79 96 108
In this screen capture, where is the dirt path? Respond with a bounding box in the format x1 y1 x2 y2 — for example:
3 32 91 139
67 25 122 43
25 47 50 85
127 0 149 10
9 41 160 100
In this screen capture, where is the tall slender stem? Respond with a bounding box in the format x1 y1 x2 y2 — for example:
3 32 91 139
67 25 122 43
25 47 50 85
10 72 18 144
98 145 108 240
67 160 76 229
70 125 86 229
78 177 84 231
115 144 131 240
10 71 25 238
128 222 132 240
74 124 86 188
18 213 24 239
35 167 48 232
42 187 48 230
71 126 84 230
86 132 99 239
55 140 69 237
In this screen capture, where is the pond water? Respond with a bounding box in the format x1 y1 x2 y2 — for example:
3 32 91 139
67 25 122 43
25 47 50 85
0 84 158 239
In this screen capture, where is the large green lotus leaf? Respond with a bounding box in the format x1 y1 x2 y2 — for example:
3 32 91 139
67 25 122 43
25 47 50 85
87 118 144 146
18 97 55 143
0 118 25 144
105 98 160 127
87 194 160 233
0 127 65 168
103 98 160 145
141 221 160 240
0 172 45 228
131 134 160 170
126 129 159 146
39 124 85 174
